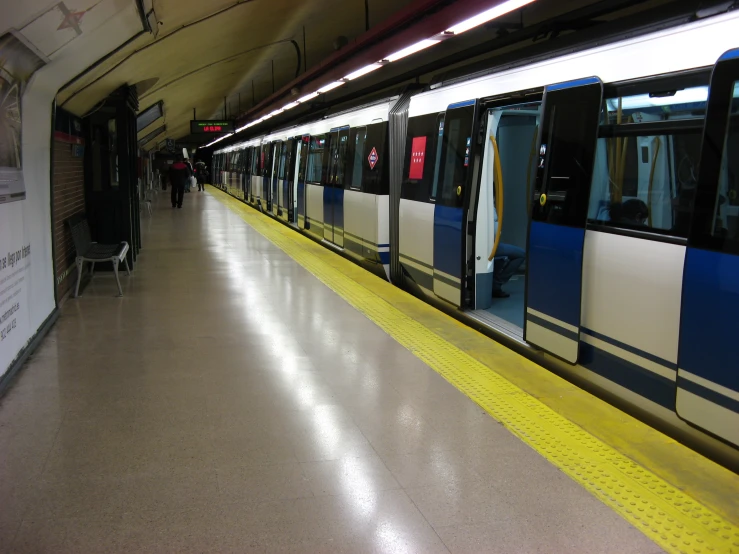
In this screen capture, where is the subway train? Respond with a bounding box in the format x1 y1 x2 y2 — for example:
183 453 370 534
212 11 739 461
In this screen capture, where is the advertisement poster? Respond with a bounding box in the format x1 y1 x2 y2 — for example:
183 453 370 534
0 32 45 375
0 33 45 204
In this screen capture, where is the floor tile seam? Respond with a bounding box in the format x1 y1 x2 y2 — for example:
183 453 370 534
210 189 739 552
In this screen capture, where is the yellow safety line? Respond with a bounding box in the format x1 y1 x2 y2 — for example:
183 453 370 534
209 187 739 554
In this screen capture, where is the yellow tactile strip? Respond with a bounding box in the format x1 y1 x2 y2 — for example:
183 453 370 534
210 188 739 554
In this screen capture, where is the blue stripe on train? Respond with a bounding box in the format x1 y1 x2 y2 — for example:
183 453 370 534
433 205 463 279
546 77 601 91
580 342 676 410
581 327 676 370
527 221 584 327
679 247 739 395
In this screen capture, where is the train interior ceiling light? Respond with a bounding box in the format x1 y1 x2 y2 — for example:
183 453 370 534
203 0 535 149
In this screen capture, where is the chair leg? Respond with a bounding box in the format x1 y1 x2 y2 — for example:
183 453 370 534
112 258 123 297
74 258 84 298
123 256 131 276
90 262 95 277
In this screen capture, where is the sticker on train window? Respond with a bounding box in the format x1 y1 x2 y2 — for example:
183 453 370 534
368 147 379 170
409 136 427 180
464 136 471 167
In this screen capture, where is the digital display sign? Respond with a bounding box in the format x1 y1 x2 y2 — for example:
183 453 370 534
190 120 235 134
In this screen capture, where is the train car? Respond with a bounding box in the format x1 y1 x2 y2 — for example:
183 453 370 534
212 10 739 458
218 98 398 276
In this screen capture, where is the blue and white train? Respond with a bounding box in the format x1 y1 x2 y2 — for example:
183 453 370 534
213 11 739 463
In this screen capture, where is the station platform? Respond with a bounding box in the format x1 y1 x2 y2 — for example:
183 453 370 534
1 186 738 553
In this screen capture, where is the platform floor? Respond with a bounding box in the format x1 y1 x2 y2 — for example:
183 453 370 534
1 188 736 553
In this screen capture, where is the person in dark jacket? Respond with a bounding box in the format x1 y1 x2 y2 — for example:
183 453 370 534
169 156 192 208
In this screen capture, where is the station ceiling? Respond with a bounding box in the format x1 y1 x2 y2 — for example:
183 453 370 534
3 0 729 152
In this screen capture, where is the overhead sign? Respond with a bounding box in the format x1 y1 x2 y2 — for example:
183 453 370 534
367 147 379 170
190 120 235 134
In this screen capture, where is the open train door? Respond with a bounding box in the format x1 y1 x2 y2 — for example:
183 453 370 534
676 49 739 447
525 78 603 363
433 100 477 306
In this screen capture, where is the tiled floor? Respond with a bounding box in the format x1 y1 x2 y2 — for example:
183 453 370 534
0 190 662 553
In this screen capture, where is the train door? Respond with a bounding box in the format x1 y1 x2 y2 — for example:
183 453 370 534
676 50 739 446
244 148 252 200
324 127 348 246
271 142 282 215
275 141 287 217
287 137 300 223
282 139 295 221
260 144 271 211
525 78 603 363
472 100 541 332
297 135 309 228
433 101 477 306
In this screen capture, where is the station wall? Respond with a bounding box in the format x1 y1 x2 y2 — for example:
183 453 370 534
0 1 144 380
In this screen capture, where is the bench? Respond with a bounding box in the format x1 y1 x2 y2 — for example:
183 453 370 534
67 214 131 297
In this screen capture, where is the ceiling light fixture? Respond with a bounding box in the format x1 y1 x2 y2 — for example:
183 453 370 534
445 0 535 35
318 81 346 93
205 132 234 148
344 63 382 80
282 101 299 111
384 39 440 62
297 91 320 103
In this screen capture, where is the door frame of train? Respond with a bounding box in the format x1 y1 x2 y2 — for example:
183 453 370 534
288 137 300 223
297 135 310 228
470 93 543 313
524 77 603 364
433 99 479 307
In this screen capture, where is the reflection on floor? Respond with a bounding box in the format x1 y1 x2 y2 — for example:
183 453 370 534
486 275 525 330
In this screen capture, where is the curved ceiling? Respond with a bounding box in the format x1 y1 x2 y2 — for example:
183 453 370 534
53 0 417 149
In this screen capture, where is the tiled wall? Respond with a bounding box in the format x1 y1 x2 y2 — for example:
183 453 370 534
52 109 86 301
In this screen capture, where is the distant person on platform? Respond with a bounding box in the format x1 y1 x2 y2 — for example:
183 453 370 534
168 156 192 209
195 160 207 191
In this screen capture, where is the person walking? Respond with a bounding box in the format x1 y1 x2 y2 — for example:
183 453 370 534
168 156 192 208
195 161 207 191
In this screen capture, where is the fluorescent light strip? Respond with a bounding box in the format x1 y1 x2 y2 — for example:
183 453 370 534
344 63 381 80
446 0 535 35
205 132 234 148
297 91 320 103
385 39 440 62
318 81 345 93
282 101 299 111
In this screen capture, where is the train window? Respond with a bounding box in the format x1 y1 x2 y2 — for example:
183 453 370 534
336 130 349 186
588 86 708 236
711 82 739 244
430 114 445 200
437 105 474 207
298 136 309 181
349 127 367 190
306 135 326 183
277 142 288 180
362 122 389 195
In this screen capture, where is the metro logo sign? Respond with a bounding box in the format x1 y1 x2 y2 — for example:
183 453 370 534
409 136 427 180
368 147 379 170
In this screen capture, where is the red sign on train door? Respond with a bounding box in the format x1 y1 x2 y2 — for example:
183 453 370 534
368 147 379 170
